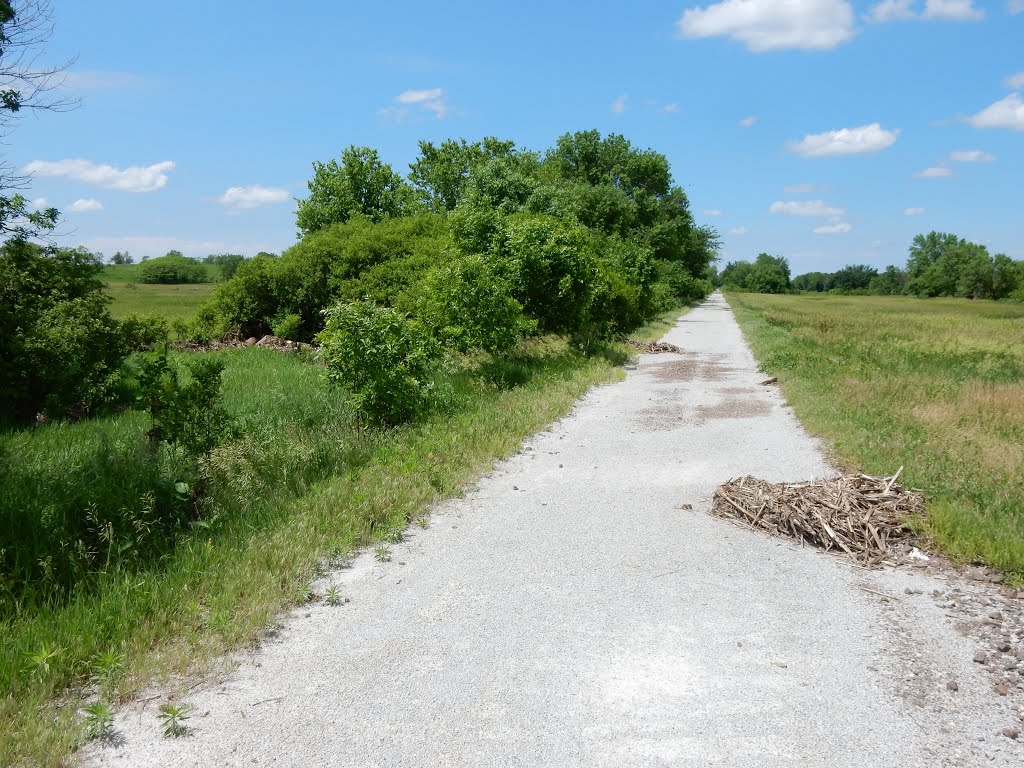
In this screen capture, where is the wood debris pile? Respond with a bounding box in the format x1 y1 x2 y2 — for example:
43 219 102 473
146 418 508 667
710 470 924 565
617 338 683 354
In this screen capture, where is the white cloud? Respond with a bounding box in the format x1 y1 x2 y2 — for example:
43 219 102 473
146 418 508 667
676 0 856 52
787 122 899 156
217 185 289 212
967 93 1024 131
922 0 983 20
392 88 448 119
62 70 143 90
69 198 103 213
813 219 852 234
611 94 629 114
662 102 680 113
22 159 175 192
704 209 724 216
869 0 983 21
903 207 926 216
868 0 914 21
913 166 952 178
738 115 757 127
727 226 749 235
949 149 995 163
1006 71 1024 90
1011 1 1024 14
769 199 845 217
31 197 49 209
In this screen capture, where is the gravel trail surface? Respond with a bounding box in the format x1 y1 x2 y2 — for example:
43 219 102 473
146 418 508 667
89 293 1023 767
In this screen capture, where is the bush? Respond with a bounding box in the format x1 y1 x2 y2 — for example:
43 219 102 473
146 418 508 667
203 215 450 341
416 254 534 353
317 302 440 426
0 243 130 425
271 313 303 340
120 314 170 350
137 252 208 284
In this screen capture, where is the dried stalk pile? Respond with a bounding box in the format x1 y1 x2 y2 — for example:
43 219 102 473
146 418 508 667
711 469 924 565
617 338 683 354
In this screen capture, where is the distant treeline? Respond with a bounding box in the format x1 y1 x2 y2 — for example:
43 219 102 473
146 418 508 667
721 232 1024 301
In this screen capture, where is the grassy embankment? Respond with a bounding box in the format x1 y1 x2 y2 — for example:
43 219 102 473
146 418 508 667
727 292 1024 582
101 264 218 320
0 295 703 765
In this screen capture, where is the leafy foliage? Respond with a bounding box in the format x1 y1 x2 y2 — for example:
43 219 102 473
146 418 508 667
0 242 129 424
317 302 440 426
720 253 791 294
137 251 209 284
296 146 418 235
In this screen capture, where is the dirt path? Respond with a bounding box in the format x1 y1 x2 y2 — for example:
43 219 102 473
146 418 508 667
90 293 1023 767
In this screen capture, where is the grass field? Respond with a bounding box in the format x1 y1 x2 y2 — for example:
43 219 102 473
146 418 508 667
101 264 219 320
0 337 629 765
727 292 1024 583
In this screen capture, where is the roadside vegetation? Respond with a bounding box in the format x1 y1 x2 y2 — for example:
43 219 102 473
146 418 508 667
727 292 1024 585
2 120 715 761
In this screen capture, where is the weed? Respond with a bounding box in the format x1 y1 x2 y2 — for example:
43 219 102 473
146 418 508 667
89 650 125 688
82 701 115 742
22 642 62 680
381 526 404 544
157 702 191 738
324 586 344 606
374 544 392 563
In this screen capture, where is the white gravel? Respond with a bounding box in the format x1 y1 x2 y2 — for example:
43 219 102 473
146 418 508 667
88 292 1023 767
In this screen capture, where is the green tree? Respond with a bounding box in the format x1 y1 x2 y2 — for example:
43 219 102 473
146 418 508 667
748 253 791 294
408 137 516 212
137 252 208 284
296 146 418 235
831 264 877 292
868 265 907 295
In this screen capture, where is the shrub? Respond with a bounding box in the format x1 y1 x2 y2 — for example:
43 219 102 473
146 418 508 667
120 314 170 351
271 313 303 340
0 243 129 425
317 302 440 426
137 252 208 284
416 254 535 353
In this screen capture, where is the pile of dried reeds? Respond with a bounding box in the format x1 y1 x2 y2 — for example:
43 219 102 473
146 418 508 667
710 469 924 565
617 338 683 354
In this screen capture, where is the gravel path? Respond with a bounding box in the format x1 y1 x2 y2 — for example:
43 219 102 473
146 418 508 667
89 293 1023 767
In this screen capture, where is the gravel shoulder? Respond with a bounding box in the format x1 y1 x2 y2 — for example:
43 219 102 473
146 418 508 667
88 293 1023 767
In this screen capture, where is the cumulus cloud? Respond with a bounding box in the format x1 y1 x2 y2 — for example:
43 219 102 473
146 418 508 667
769 199 845 217
967 93 1024 131
923 0 983 20
868 0 914 21
31 197 49 209
787 123 899 156
913 166 952 178
676 0 856 52
69 198 103 213
22 159 175 192
611 94 629 114
813 219 852 234
1006 71 1024 90
394 87 448 118
904 207 926 215
869 0 983 21
217 185 289 212
727 226 749 235
738 115 757 127
949 149 995 163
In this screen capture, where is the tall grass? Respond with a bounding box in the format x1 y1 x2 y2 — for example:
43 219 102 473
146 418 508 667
0 340 621 766
727 292 1024 582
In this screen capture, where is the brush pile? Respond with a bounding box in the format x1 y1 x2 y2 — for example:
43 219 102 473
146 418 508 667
617 338 683 354
710 470 924 565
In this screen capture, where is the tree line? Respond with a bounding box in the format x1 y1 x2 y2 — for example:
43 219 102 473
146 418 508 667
720 232 1023 301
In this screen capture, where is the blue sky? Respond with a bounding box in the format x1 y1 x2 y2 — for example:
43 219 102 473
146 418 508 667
10 0 1024 274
